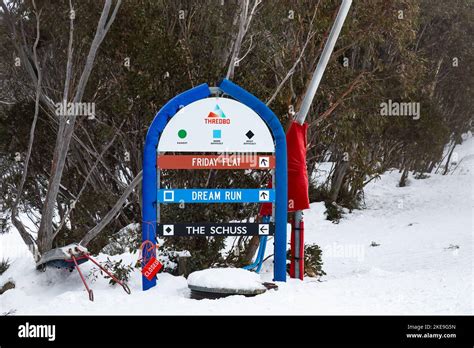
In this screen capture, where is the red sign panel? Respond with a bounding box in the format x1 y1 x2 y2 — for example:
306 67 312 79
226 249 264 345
158 155 275 169
141 257 163 281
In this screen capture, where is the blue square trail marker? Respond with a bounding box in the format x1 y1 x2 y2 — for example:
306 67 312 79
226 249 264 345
213 129 221 138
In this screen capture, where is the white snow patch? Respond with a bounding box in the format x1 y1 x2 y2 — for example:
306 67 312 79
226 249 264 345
0 136 472 315
187 268 265 291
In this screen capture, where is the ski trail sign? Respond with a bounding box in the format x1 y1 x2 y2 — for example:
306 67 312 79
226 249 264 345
158 154 275 169
141 79 288 291
157 189 275 203
158 223 274 236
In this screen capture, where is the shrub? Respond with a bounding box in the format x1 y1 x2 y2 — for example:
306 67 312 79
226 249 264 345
0 258 10 276
102 258 133 285
414 172 430 180
287 244 326 279
325 201 343 222
101 223 141 256
304 244 326 278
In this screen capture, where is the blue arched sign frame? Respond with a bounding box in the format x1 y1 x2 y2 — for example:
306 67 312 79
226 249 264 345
142 79 287 290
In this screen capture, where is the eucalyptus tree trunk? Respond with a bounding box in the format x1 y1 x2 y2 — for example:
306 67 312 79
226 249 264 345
1 0 122 256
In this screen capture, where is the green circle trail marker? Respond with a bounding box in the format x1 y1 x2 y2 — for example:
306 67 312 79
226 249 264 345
178 129 187 139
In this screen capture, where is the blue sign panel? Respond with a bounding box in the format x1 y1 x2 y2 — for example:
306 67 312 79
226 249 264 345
157 189 275 203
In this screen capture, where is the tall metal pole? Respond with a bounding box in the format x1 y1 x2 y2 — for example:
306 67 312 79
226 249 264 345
295 0 353 125
292 0 352 280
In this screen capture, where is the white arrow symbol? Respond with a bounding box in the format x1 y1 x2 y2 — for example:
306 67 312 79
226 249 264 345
259 190 270 201
259 157 269 168
258 224 269 235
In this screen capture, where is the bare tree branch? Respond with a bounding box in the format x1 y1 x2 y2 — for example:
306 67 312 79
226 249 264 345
80 170 142 246
62 0 75 103
10 0 42 258
266 1 321 106
36 0 122 253
226 0 261 79
53 120 125 239
310 72 366 127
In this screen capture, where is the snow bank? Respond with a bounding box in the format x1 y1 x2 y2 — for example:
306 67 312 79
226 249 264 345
187 268 265 291
1 135 472 315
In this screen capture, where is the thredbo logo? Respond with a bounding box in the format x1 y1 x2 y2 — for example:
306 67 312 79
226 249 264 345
18 322 56 342
205 104 231 124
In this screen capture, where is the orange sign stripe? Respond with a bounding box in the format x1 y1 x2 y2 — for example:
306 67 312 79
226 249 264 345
158 155 275 169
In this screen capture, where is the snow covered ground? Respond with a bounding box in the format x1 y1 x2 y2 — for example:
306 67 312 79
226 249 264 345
1 136 472 315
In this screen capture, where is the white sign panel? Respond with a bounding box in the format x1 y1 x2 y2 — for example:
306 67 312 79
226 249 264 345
158 97 275 153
